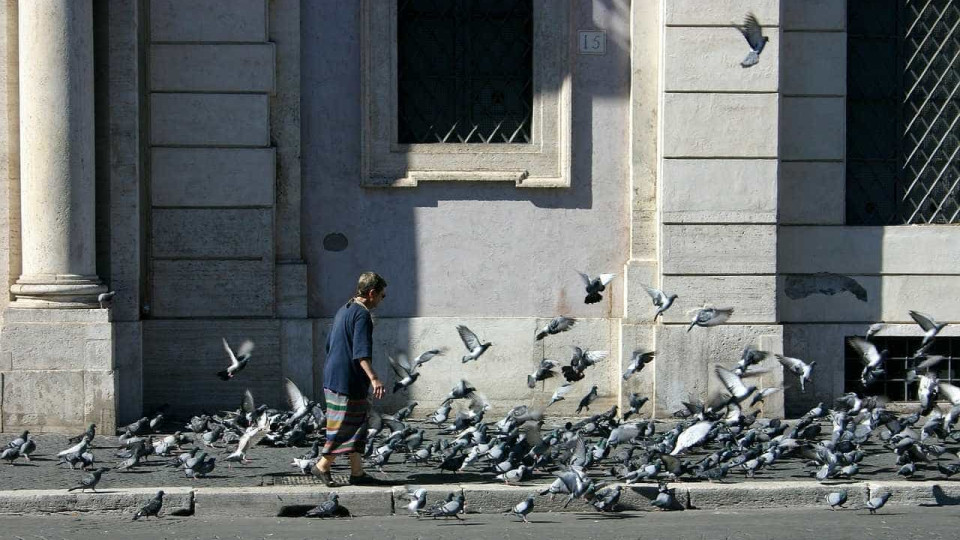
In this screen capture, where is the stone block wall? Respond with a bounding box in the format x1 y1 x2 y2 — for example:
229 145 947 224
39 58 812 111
653 1 783 417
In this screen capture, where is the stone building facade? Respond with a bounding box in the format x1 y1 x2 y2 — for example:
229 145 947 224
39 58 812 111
0 0 957 432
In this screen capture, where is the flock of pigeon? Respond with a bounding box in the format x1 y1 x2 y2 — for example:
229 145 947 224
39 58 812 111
1 258 955 522
0 14 949 523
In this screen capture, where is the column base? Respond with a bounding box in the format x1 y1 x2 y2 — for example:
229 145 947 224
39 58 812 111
10 274 108 308
0 308 117 433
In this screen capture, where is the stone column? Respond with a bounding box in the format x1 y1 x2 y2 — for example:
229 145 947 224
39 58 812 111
11 0 105 307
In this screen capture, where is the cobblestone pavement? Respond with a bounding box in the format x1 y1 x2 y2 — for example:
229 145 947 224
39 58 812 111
1 418 955 492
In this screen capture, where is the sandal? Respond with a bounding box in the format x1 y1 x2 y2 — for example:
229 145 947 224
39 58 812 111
310 465 338 487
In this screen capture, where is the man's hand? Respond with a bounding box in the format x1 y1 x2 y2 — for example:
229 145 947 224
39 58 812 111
371 377 386 399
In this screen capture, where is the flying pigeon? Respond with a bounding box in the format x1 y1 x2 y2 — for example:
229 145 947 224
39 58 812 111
643 285 678 320
389 353 420 393
562 347 609 382
777 355 815 392
528 359 560 389
535 316 576 341
909 310 947 348
413 349 445 367
714 366 757 404
622 393 650 420
578 271 616 304
456 325 491 363
576 386 599 414
132 490 164 520
688 307 734 331
548 383 575 408
623 350 655 380
736 12 768 68
217 338 254 381
866 323 884 340
847 337 888 387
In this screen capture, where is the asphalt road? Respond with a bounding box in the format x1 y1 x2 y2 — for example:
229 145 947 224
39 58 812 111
0 506 958 540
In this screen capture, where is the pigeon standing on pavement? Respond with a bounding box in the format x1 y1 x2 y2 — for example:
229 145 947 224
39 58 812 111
578 272 616 304
97 291 116 309
132 490 164 520
865 492 891 514
535 316 576 341
826 490 847 510
67 423 97 445
306 493 345 518
59 436 91 458
688 307 734 331
456 325 491 363
643 285 677 320
430 492 466 520
406 488 428 515
68 467 109 492
736 12 768 67
508 494 535 523
217 338 254 381
652 482 680 511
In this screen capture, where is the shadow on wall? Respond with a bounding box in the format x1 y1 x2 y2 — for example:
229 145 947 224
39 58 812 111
302 1 631 412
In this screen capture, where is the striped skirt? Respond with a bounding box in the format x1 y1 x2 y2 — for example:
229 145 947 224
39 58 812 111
322 388 370 455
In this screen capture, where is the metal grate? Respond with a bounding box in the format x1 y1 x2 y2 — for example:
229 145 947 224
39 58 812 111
844 336 960 400
397 0 533 144
847 0 960 224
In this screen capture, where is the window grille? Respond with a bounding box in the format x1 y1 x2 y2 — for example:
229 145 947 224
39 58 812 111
396 0 533 144
844 336 960 400
846 0 960 224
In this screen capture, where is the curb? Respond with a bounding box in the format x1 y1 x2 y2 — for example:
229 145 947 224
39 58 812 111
0 481 956 517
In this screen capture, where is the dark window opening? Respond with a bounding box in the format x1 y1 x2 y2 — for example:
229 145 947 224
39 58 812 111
397 0 533 144
844 335 960 400
846 0 960 224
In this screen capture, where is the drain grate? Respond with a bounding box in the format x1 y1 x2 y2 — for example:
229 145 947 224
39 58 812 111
265 474 350 486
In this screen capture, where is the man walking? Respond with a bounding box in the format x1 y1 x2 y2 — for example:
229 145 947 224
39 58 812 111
313 272 388 486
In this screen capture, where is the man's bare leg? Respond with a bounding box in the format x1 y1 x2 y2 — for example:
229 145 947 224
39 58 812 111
348 452 364 476
316 455 335 473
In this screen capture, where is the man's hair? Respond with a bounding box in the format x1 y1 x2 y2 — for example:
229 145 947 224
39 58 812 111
356 271 387 297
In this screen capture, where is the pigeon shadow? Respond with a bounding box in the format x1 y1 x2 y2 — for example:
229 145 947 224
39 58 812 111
406 472 487 484
925 485 960 506
435 521 483 526
574 512 639 520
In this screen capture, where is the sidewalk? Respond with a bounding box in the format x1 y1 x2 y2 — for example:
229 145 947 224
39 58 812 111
1 421 958 516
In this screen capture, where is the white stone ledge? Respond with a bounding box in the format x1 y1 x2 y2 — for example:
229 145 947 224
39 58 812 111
780 97 845 160
662 159 777 223
664 27 778 92
151 148 276 207
662 224 777 274
150 0 267 42
663 93 778 157
781 32 846 95
150 44 276 93
779 225 960 274
150 94 270 147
